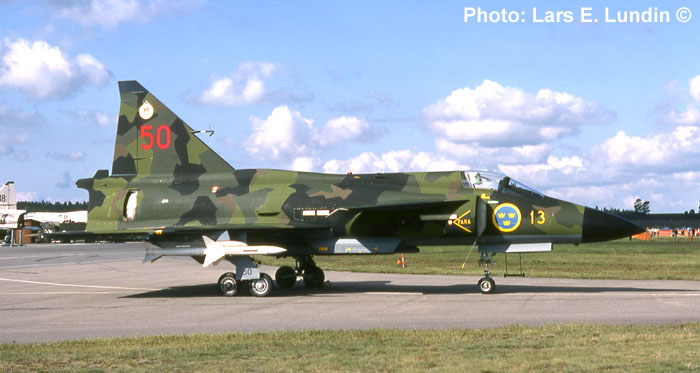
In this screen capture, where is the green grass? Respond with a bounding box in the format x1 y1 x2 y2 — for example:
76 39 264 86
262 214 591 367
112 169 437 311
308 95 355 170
262 238 700 281
2 323 698 372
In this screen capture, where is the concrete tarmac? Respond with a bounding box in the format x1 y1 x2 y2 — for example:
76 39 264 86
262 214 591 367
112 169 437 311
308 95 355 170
1 243 699 343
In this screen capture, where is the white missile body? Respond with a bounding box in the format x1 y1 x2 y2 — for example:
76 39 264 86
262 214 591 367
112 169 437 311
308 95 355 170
201 236 286 267
144 236 286 267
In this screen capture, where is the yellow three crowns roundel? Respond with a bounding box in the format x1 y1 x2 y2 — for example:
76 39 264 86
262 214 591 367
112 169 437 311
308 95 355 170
492 203 521 233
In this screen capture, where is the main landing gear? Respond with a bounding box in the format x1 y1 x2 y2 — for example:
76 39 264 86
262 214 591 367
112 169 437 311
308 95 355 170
218 272 239 296
215 255 325 297
477 252 496 294
216 256 273 297
275 256 325 289
217 271 273 297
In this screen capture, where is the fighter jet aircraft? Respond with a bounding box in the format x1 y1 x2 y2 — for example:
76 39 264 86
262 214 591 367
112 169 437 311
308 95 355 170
62 81 644 296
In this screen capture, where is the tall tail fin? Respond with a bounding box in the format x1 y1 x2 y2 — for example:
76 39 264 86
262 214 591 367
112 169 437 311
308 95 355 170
112 81 234 178
0 181 17 210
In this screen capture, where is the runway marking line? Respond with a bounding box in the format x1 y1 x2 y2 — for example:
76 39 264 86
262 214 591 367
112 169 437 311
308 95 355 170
362 292 423 296
0 256 53 260
0 254 90 260
309 292 424 297
0 277 159 291
0 291 137 295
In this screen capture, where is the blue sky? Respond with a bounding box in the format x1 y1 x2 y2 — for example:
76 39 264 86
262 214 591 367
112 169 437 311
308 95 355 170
1 0 700 212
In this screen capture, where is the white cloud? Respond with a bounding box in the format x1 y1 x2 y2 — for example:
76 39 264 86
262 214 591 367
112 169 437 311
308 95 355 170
245 106 313 160
56 0 138 27
595 127 700 170
488 121 700 212
690 75 700 103
485 160 657 211
15 191 38 201
670 171 700 182
544 174 697 213
242 75 700 212
0 104 43 159
56 171 73 189
496 124 700 191
665 76 700 125
314 116 370 147
653 76 700 127
53 0 199 28
423 80 614 147
245 106 372 162
0 38 110 99
497 155 585 189
407 151 466 171
75 54 108 84
435 139 550 167
75 110 116 127
290 157 318 172
322 150 466 174
548 184 637 209
47 151 85 162
199 62 277 106
668 104 700 125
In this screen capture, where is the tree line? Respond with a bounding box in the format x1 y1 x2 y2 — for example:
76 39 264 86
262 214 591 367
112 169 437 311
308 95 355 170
17 201 88 212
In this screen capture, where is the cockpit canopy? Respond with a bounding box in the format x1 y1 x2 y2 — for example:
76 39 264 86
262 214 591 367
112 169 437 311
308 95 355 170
462 171 544 199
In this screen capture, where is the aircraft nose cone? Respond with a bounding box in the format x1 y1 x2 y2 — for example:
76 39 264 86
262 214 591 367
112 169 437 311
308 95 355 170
581 207 646 243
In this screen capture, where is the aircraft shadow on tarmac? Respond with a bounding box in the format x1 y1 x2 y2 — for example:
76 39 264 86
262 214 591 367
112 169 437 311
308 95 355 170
122 281 687 298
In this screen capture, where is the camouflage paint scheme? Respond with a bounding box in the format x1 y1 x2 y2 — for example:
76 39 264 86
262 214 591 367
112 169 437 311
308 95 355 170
73 82 643 256
67 81 645 294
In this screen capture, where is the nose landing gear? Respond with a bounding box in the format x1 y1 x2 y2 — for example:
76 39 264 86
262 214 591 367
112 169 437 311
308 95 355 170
477 252 496 294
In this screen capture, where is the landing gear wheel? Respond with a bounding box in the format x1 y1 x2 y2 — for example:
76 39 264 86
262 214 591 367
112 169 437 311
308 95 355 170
303 266 325 288
478 277 495 294
275 266 297 288
218 272 240 296
249 273 273 297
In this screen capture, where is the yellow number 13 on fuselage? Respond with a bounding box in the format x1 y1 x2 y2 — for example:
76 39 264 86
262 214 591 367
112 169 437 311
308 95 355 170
530 210 546 225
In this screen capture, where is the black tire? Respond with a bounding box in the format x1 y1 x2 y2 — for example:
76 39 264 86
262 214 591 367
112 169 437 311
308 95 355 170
249 273 273 297
275 266 297 288
303 266 325 288
478 277 495 294
218 272 240 296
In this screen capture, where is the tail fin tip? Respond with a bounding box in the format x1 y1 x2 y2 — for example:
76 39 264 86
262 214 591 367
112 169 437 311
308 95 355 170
118 80 146 94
